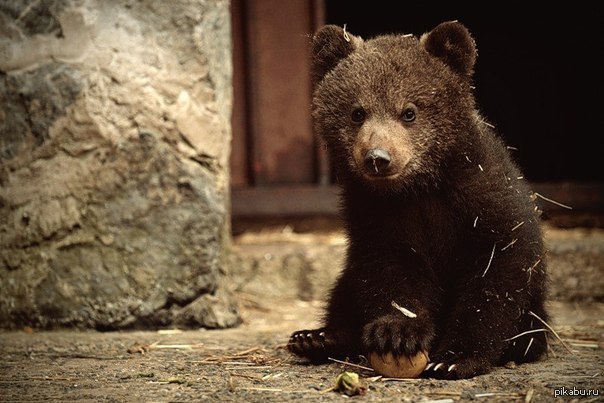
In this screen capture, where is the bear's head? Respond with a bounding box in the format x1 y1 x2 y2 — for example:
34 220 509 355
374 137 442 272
311 21 478 192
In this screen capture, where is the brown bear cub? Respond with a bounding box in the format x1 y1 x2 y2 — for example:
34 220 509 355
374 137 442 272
288 21 549 379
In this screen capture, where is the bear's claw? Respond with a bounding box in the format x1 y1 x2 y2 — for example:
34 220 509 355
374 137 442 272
423 361 458 379
288 328 359 363
288 328 331 363
422 351 490 380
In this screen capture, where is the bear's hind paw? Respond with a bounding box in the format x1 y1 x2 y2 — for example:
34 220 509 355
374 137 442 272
287 328 334 363
288 328 359 363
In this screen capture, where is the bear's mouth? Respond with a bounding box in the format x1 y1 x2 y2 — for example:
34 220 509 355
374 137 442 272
362 171 401 181
356 160 406 184
358 161 404 182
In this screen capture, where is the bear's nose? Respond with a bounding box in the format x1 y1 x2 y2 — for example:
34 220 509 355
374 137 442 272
364 148 391 174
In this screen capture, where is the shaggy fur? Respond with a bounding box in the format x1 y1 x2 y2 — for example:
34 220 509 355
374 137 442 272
287 21 549 379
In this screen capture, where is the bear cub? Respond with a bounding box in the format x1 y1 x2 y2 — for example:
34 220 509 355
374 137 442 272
288 21 549 379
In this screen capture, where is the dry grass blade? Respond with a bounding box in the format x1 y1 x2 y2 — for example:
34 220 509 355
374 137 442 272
533 192 573 210
474 392 523 398
391 300 417 318
151 343 205 350
328 357 374 372
239 387 283 392
501 239 518 251
503 328 548 342
234 347 263 356
512 221 524 231
127 340 207 354
195 346 276 365
563 339 600 349
226 366 272 370
528 310 575 354
481 243 496 277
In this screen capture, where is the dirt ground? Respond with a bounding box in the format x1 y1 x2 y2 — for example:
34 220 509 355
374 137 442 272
1 297 602 402
1 222 603 402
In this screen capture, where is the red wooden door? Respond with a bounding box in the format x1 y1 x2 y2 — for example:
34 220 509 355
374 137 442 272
230 0 337 217
231 0 325 186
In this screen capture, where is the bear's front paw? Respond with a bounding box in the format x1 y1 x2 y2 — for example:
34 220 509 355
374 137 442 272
288 328 351 363
362 314 434 356
423 350 491 380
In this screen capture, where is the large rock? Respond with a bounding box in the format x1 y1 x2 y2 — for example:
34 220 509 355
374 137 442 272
0 0 240 329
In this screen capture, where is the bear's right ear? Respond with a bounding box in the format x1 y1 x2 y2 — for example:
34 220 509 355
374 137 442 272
311 25 362 86
420 21 477 78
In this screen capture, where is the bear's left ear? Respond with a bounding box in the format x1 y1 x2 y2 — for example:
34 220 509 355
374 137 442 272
420 21 477 78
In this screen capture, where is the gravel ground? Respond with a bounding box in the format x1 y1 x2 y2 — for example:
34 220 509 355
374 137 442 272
1 299 601 402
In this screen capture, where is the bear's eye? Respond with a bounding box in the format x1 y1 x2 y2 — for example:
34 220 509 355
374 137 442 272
401 105 417 123
351 107 366 123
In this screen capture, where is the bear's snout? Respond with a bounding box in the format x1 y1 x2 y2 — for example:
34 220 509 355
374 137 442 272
364 148 392 175
352 119 414 184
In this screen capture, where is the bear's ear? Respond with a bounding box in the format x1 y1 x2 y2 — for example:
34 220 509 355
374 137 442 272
420 21 477 78
311 25 362 86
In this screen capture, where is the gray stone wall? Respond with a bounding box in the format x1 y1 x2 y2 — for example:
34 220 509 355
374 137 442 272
0 0 240 329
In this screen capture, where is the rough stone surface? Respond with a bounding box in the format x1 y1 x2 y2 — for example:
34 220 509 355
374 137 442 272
0 0 240 329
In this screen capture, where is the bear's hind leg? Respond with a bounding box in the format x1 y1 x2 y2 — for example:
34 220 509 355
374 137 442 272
424 284 523 379
288 272 362 363
425 295 549 379
499 301 549 365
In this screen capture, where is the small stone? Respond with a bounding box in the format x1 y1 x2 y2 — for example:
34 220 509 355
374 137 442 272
100 234 114 246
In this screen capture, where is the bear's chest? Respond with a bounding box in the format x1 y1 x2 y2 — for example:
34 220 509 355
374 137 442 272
347 191 466 272
394 197 461 264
